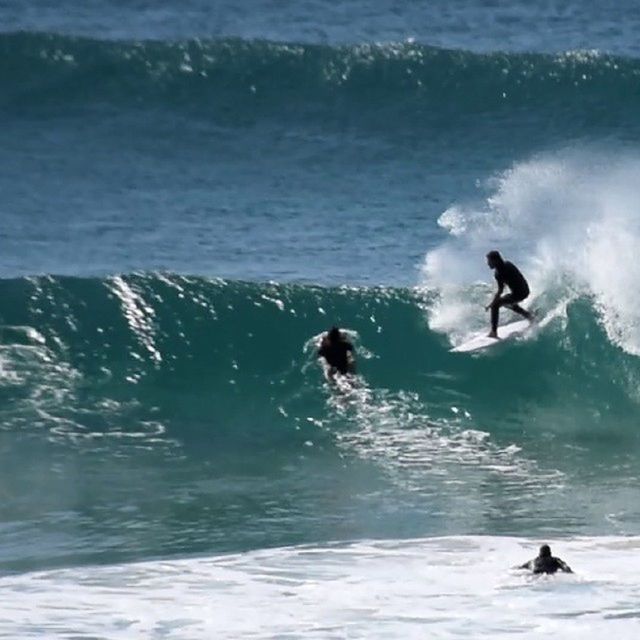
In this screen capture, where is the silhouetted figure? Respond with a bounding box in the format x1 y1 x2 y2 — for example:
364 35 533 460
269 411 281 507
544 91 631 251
485 250 533 338
317 326 355 378
520 544 572 574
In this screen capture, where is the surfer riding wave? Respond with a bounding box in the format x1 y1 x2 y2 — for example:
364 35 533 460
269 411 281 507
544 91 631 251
485 250 533 338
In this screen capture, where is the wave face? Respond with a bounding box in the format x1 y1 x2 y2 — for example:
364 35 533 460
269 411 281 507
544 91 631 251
2 274 640 569
3 32 640 129
2 274 639 438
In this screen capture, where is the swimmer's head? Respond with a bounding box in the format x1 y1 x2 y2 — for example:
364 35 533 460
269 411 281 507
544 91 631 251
328 326 341 342
539 544 551 558
486 250 503 269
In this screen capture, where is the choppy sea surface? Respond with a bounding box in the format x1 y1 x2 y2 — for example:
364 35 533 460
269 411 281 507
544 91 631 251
2 1 640 637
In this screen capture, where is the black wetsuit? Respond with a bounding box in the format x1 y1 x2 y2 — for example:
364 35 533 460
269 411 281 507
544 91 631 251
495 261 530 302
490 260 531 334
521 555 572 575
318 339 354 375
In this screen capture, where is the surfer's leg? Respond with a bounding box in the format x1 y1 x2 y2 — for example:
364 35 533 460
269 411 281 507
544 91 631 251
505 294 532 321
491 294 527 337
509 303 532 321
490 302 499 337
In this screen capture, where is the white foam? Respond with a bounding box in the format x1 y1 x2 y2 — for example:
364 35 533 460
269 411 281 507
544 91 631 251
3 536 640 638
422 149 640 354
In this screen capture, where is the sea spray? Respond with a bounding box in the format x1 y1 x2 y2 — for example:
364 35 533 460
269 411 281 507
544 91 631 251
422 149 640 355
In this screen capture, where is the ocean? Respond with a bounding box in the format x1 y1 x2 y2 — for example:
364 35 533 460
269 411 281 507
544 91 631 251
2 1 640 637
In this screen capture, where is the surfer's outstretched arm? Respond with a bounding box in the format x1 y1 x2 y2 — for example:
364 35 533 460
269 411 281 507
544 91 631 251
557 559 572 573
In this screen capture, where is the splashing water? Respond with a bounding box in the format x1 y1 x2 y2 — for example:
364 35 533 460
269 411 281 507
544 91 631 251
422 149 640 354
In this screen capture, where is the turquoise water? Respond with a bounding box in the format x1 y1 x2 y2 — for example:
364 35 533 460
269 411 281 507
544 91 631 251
1 276 639 575
3 1 640 636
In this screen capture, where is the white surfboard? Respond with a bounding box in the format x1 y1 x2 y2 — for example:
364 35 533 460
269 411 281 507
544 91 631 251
450 319 531 353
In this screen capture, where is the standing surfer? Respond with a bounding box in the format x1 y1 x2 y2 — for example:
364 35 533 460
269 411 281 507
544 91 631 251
485 250 533 338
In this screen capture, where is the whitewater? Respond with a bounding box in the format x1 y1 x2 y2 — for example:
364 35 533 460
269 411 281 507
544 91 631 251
3 0 640 637
3 537 640 639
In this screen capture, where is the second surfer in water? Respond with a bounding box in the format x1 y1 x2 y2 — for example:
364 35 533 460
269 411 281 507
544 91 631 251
485 250 533 338
317 326 356 379
519 544 573 574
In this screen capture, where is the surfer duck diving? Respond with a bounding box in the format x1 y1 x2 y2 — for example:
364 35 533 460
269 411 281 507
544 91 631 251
485 250 533 338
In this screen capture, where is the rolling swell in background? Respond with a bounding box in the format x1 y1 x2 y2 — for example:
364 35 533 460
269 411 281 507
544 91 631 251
2 32 640 128
4 33 640 283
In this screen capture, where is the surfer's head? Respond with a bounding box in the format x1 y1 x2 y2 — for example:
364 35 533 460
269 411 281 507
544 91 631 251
486 250 503 268
539 544 552 558
328 326 342 342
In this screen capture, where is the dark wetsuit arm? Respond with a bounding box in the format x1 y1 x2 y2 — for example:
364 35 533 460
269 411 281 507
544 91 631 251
519 560 533 570
557 559 572 573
